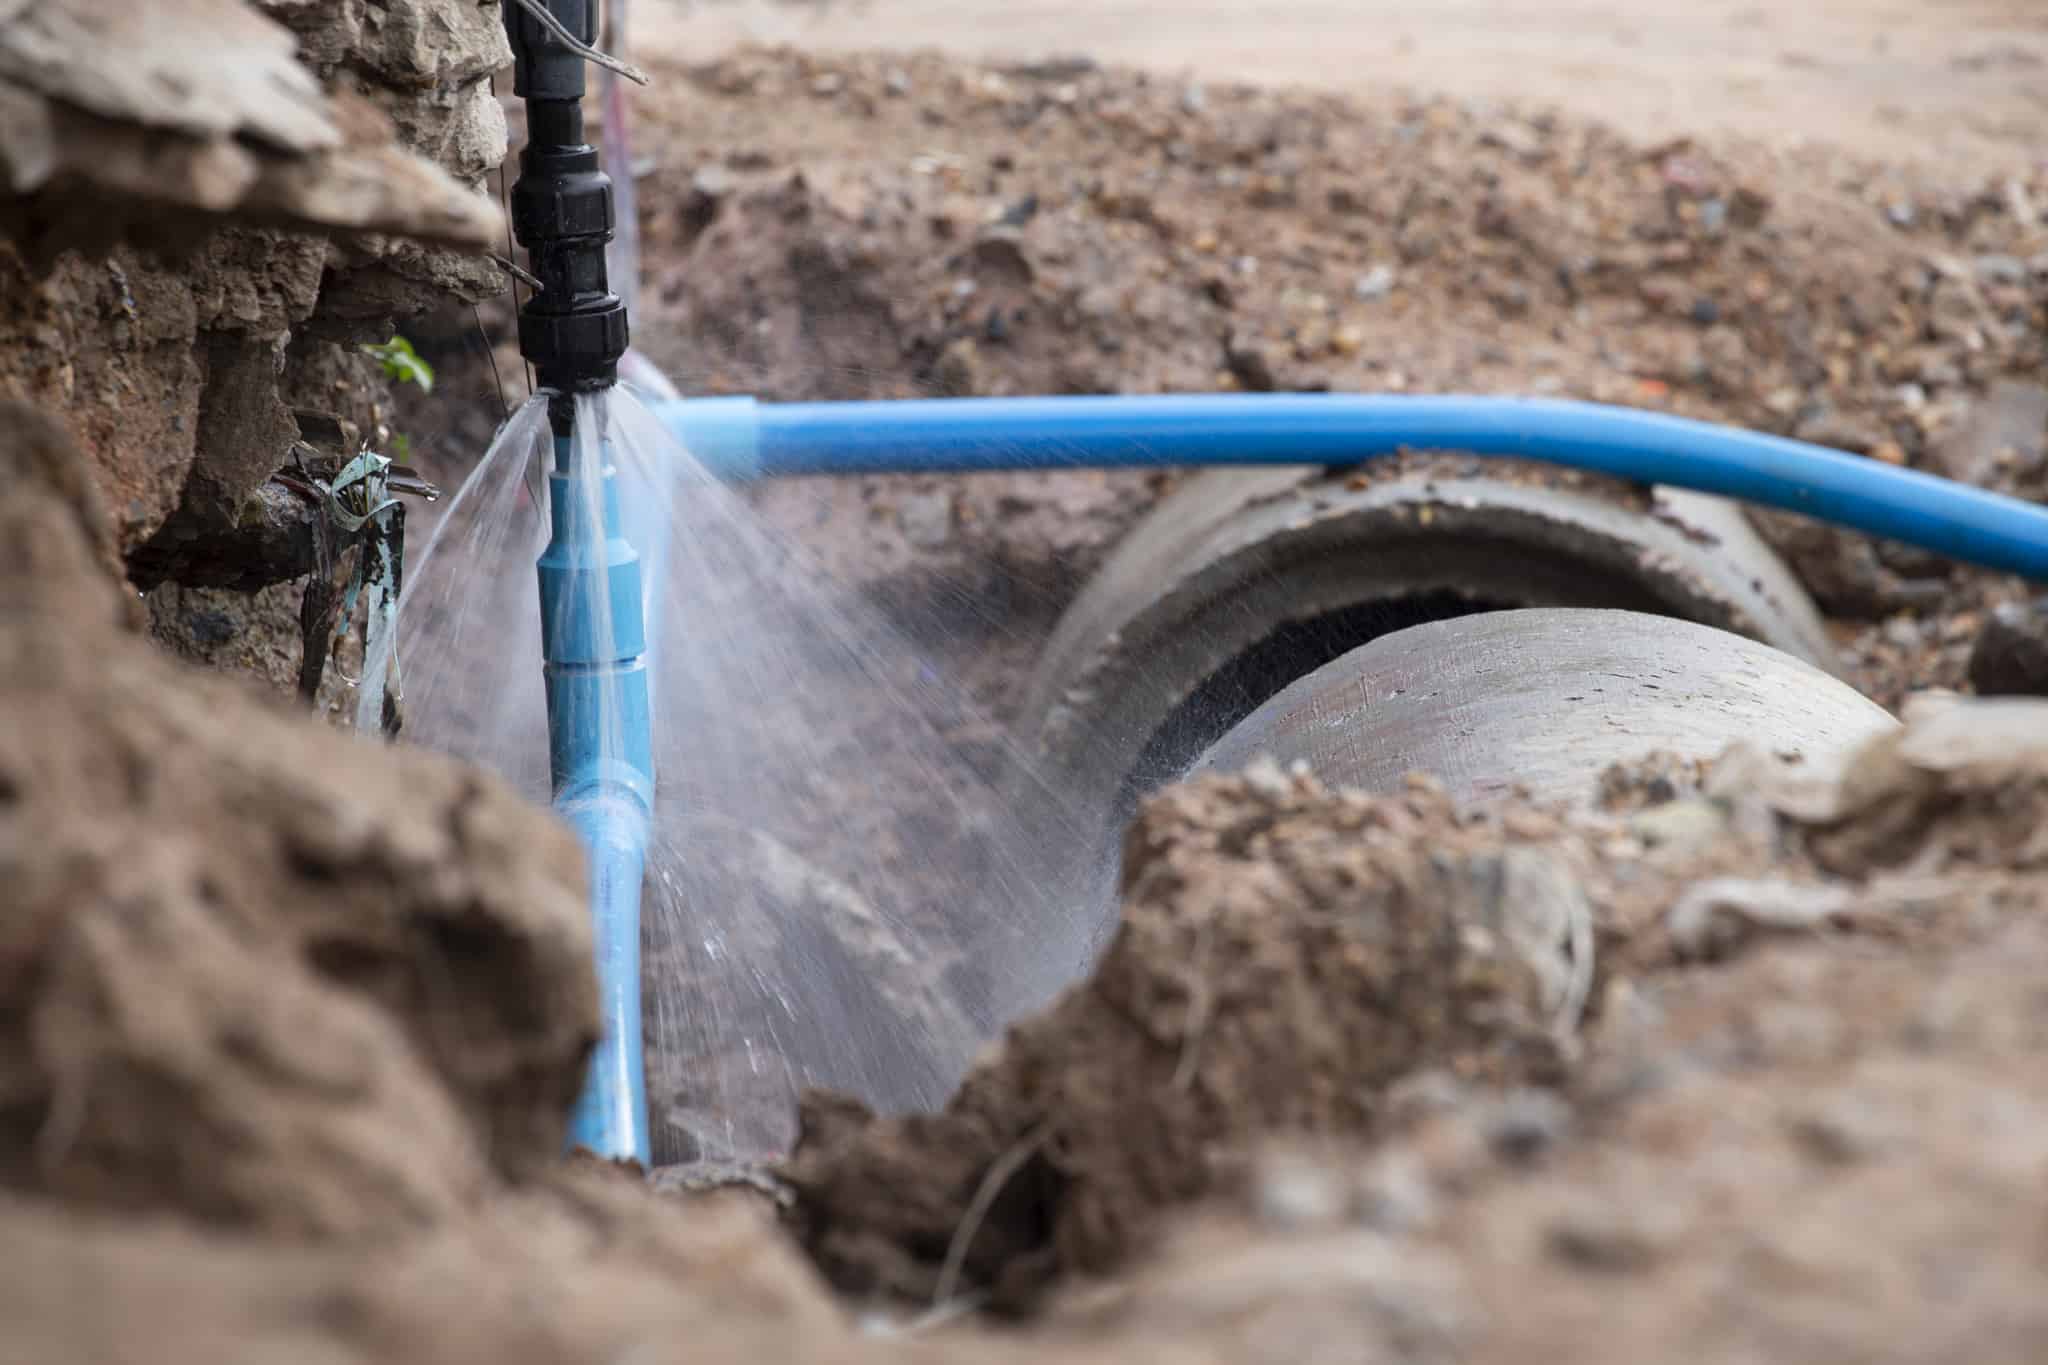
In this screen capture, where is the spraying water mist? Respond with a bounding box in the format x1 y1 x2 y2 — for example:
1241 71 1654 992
388 385 1103 1161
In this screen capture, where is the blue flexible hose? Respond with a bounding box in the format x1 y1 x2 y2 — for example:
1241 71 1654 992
658 393 2048 580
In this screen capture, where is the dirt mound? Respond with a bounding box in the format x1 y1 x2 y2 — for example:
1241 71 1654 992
641 49 2046 442
0 1165 875 1365
779 691 2048 1312
1053 834 2048 1364
598 44 2044 727
781 768 1579 1308
0 401 593 1238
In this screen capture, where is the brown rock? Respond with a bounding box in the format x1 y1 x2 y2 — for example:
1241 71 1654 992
0 0 500 253
1968 599 2048 697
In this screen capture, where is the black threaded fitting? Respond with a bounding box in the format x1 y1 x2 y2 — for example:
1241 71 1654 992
504 1 628 433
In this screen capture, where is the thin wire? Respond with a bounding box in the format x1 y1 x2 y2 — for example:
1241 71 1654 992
474 303 512 428
505 0 650 85
493 68 534 400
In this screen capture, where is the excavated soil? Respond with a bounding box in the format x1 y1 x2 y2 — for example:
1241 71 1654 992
0 401 595 1238
12 11 2048 1364
584 42 2046 721
12 379 2048 1358
779 699 2048 1315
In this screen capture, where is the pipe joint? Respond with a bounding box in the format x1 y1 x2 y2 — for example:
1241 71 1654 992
505 1 628 408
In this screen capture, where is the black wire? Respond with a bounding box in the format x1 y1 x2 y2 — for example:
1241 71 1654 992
493 67 534 400
475 302 512 428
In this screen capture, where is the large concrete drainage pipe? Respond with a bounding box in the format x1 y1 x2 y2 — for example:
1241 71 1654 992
1019 458 1843 844
1193 608 1898 808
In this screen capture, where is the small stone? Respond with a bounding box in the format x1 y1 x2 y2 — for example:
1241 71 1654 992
996 193 1040 228
933 338 983 397
883 68 911 97
1251 1148 1347 1229
1785 1092 1900 1166
1353 1152 1437 1233
684 165 733 235
895 489 956 550
1483 1089 1573 1165
1545 1196 1687 1273
1479 120 1544 161
1973 253 2028 285
1883 615 1926 650
1487 282 1532 318
961 233 1035 286
1728 185 1772 228
1353 264 1398 301
1223 332 1281 392
1794 408 1885 455
1927 380 2048 488
1625 800 1719 849
1240 755 1295 801
1967 600 2048 697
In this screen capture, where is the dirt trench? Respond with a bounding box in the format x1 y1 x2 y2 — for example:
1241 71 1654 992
10 382 2048 1360
5 6 2048 1363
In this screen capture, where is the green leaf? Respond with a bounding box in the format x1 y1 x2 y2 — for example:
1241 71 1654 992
360 335 435 394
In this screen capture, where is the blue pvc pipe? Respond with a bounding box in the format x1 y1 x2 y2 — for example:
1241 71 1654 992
554 791 650 1162
538 433 655 1163
657 394 2048 581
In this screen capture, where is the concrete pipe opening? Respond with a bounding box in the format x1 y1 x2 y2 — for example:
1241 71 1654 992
1018 457 1847 852
1193 608 1898 809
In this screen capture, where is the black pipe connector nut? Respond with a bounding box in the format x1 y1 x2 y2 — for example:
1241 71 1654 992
506 0 599 103
504 0 629 427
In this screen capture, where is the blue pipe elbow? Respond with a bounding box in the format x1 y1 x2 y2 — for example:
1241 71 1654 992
653 393 2048 582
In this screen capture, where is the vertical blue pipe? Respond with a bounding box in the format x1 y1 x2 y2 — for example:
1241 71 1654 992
538 429 654 1162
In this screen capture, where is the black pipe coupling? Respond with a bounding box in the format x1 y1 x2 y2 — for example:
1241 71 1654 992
504 0 628 429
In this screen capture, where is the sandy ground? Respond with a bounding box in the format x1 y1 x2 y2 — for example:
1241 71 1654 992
645 0 2048 175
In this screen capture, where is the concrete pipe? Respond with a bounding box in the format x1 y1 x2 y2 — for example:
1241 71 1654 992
1018 458 1841 838
1194 608 1898 809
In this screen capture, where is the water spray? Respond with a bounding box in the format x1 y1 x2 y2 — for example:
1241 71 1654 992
476 1 2048 1171
505 0 652 1161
